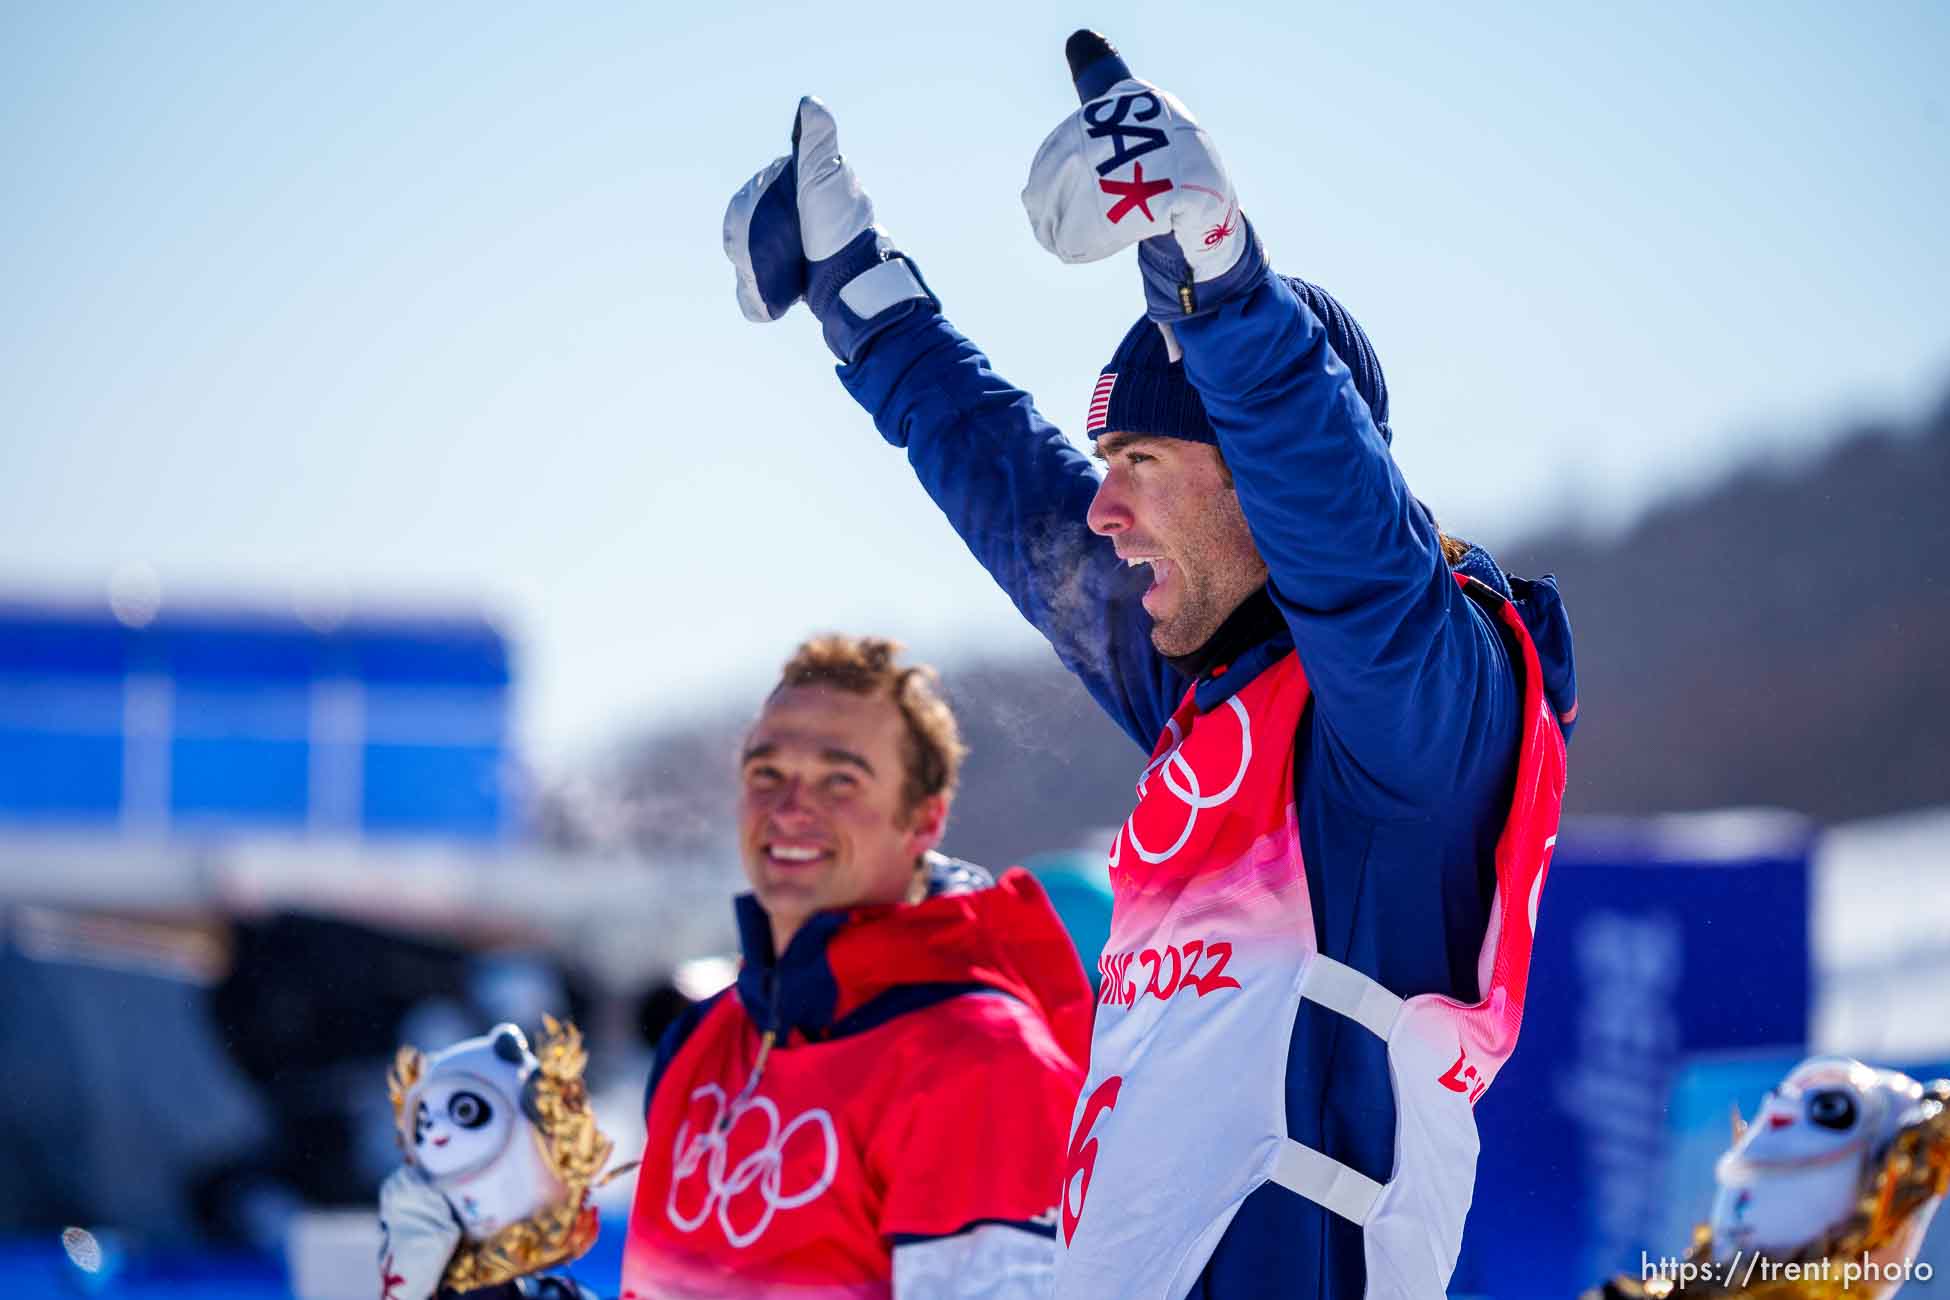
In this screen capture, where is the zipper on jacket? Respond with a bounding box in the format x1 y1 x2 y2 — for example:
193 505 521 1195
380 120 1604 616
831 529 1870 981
718 974 783 1133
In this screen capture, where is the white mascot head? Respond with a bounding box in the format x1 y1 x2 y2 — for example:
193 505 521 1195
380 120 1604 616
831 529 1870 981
388 1017 614 1292
1709 1058 1932 1258
1691 1056 1947 1298
395 1023 562 1239
1586 1056 1948 1299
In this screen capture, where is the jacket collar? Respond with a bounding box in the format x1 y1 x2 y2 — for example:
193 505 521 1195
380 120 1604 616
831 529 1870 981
1167 585 1294 712
733 897 844 1041
719 861 1095 1085
729 854 1004 1043
1165 584 1288 683
1453 543 1513 600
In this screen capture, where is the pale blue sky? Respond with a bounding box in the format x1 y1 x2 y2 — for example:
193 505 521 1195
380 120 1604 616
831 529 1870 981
3 1 1945 764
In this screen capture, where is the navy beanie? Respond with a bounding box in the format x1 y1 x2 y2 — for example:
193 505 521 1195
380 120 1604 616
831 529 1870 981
1086 276 1393 446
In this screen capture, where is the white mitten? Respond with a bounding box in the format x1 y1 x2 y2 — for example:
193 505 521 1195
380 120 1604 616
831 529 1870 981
723 96 932 360
377 1165 461 1300
1022 31 1266 319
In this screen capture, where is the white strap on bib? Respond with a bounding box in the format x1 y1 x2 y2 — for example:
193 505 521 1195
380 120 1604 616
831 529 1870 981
1266 955 1407 1225
1270 1139 1385 1226
1298 954 1404 1041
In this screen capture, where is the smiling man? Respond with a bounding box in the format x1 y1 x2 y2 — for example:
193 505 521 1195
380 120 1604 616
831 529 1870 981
723 32 1580 1300
733 653 949 952
619 635 1091 1299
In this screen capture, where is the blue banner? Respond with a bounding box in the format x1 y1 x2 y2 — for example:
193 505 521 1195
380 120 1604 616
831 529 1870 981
1454 814 1814 1297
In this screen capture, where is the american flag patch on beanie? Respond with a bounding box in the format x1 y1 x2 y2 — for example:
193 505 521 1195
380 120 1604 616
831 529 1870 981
1086 372 1117 435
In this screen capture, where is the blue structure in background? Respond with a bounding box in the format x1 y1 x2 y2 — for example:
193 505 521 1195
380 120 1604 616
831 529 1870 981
1454 814 1815 1297
1024 849 1114 992
0 597 515 839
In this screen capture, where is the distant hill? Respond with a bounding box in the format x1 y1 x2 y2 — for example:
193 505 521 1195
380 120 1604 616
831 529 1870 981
550 383 1950 869
1498 386 1950 823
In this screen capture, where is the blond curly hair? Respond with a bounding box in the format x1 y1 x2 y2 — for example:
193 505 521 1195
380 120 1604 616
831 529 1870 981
773 635 967 816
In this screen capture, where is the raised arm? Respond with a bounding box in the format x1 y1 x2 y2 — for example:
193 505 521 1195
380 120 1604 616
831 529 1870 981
1176 277 1516 811
838 310 1178 749
722 97 1179 749
1019 34 1516 809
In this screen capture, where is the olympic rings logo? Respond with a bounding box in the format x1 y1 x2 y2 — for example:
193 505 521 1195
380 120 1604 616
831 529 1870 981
665 1084 838 1248
1110 695 1253 868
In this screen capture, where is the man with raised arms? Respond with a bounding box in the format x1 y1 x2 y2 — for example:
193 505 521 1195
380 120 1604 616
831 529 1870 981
723 31 1578 1300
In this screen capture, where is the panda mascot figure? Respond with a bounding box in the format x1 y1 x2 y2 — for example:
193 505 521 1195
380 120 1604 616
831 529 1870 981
1587 1056 1950 1299
378 1017 622 1298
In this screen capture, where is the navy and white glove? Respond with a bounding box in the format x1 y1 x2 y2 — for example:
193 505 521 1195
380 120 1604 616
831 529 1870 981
377 1165 459 1300
723 96 933 363
1022 31 1267 321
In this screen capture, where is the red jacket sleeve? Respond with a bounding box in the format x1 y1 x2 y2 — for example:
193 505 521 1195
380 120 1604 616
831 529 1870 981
866 992 1083 1243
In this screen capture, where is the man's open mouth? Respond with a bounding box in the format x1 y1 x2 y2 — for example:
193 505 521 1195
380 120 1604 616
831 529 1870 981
1125 555 1173 603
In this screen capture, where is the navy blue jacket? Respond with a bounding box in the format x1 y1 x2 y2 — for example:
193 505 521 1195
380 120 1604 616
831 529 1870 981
838 269 1576 1298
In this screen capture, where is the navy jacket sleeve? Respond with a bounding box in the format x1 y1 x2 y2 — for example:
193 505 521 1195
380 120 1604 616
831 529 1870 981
837 309 1181 751
1175 273 1517 818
